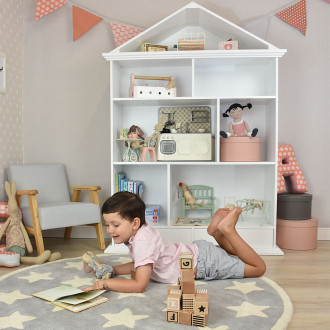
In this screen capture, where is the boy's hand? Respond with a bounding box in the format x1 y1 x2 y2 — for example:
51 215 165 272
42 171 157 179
82 279 108 291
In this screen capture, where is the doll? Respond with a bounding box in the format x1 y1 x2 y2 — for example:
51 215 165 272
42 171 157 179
0 181 61 265
82 251 114 279
179 182 205 210
220 103 258 138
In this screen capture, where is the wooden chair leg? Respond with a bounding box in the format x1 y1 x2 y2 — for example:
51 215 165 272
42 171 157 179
64 227 72 239
95 222 105 250
28 194 45 255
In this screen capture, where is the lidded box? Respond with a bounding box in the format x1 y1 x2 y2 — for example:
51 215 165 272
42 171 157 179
276 217 318 250
220 137 261 162
277 193 312 220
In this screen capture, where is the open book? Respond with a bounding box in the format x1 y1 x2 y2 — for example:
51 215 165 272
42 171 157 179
32 285 108 312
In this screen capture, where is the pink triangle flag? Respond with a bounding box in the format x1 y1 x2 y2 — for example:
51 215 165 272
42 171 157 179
110 22 144 48
35 0 66 21
276 0 307 35
72 6 102 41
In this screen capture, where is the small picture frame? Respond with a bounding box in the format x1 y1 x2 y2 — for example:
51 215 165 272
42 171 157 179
0 52 6 94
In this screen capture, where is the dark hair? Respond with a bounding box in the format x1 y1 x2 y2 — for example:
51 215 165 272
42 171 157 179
101 191 146 227
222 103 252 117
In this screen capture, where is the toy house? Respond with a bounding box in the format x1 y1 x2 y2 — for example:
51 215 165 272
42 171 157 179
103 2 286 255
166 253 209 327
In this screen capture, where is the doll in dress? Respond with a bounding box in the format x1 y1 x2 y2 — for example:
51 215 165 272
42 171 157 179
220 103 258 138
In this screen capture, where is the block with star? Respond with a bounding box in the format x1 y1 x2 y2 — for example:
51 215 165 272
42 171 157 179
167 290 182 311
194 300 209 315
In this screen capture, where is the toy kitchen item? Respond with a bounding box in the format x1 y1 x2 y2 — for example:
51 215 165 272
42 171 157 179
219 39 238 50
220 137 261 162
157 133 212 161
129 74 176 98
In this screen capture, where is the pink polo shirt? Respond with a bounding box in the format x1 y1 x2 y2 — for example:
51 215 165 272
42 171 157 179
127 224 198 283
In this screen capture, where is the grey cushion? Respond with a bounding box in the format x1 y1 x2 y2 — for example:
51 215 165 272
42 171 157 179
21 202 100 230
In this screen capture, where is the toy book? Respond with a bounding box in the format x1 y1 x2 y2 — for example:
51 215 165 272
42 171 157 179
32 285 108 312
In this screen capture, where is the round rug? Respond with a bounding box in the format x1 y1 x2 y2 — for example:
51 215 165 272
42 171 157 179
0 254 292 329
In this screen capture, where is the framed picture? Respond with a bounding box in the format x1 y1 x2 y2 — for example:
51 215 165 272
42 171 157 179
0 52 6 93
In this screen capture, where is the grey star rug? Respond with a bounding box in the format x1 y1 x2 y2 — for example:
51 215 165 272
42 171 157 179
0 254 292 329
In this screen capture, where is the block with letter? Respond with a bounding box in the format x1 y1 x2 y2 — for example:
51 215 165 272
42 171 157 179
179 252 193 269
167 290 182 311
167 311 179 323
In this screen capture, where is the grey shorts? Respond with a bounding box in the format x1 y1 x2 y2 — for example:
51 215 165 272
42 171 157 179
193 240 245 280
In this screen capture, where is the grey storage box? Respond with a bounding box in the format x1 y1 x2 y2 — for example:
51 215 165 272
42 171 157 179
277 193 312 220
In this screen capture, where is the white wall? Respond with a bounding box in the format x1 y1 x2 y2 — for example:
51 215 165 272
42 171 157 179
18 0 330 231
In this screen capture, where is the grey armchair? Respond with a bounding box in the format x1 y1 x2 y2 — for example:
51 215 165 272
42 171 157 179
7 164 105 255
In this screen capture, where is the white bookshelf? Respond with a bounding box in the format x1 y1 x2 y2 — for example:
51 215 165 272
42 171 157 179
103 2 286 255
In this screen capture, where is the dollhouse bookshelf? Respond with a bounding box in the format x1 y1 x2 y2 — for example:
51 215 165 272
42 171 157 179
103 2 286 255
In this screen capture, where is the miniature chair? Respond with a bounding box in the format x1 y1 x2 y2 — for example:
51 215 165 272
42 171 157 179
7 164 105 255
139 137 156 162
182 185 215 218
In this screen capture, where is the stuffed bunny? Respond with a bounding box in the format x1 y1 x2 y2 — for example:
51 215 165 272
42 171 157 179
0 181 61 265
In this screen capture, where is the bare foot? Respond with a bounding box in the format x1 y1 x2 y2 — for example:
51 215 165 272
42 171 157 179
207 208 231 236
217 207 242 235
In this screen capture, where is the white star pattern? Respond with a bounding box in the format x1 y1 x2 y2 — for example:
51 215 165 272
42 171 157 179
115 292 146 300
63 261 83 270
62 275 94 288
227 301 269 318
225 281 264 294
102 308 149 328
0 311 35 329
17 271 54 283
0 290 32 305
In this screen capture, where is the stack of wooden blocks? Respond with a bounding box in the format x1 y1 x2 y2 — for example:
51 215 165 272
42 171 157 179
166 253 209 327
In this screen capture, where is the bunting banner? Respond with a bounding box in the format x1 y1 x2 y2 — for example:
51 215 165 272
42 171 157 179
35 0 66 21
72 5 102 41
110 22 144 48
276 0 307 35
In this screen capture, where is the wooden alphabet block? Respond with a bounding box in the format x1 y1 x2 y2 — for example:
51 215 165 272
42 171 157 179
167 285 180 295
192 313 208 327
179 310 192 326
194 300 209 315
182 293 195 311
182 269 195 282
179 252 193 269
181 280 195 294
167 311 178 323
167 290 182 311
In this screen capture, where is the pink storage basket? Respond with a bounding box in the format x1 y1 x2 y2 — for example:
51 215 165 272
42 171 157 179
220 137 261 162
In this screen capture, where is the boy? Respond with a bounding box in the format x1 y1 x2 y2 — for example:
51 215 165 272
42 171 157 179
83 191 265 293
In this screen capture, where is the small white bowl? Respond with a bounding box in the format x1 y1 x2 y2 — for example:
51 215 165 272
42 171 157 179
170 129 177 133
198 129 205 133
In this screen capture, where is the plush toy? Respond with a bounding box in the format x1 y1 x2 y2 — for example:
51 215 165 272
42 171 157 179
179 182 205 210
0 181 61 265
220 103 258 138
82 251 114 280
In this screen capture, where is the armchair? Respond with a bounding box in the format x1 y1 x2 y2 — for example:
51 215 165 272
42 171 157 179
7 164 105 255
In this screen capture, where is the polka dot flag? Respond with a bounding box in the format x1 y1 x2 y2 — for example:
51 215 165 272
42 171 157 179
110 22 144 48
276 0 307 35
35 0 66 21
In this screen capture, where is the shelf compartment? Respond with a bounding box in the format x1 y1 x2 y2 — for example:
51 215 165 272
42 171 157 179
194 57 276 97
219 98 277 162
170 164 276 227
111 59 193 98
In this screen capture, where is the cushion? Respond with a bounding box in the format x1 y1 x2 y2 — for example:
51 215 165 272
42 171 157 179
21 202 100 230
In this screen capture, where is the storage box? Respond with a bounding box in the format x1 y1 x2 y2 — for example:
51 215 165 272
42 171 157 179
219 40 238 50
220 137 261 162
145 204 160 224
276 217 318 250
277 193 312 220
